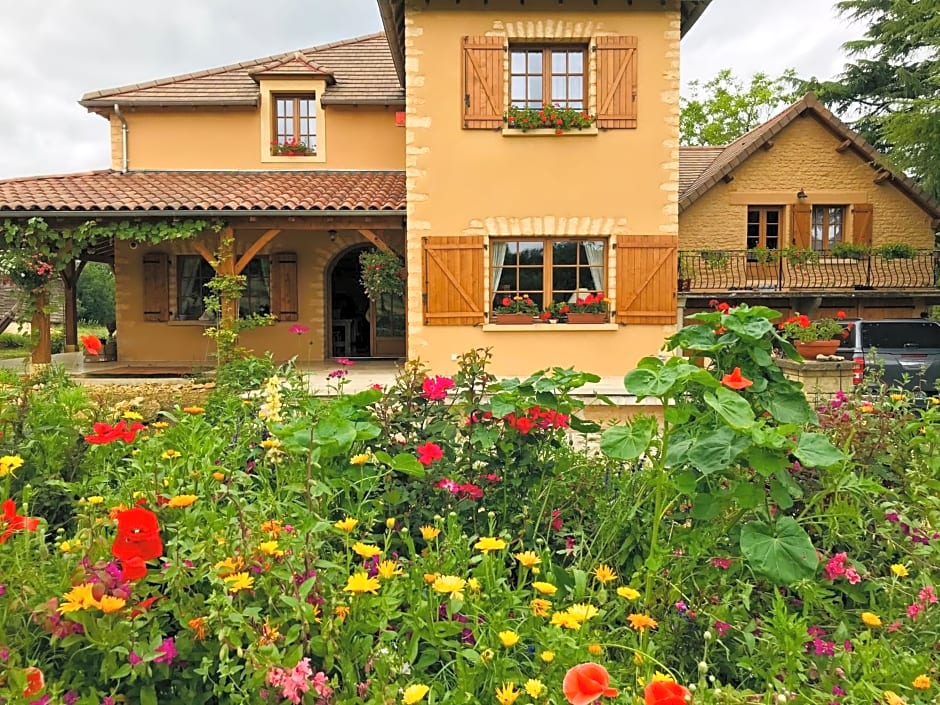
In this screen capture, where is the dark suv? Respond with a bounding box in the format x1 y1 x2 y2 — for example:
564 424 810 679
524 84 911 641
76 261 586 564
837 319 940 394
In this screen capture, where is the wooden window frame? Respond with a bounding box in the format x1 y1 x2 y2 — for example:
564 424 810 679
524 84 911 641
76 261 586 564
490 237 607 311
746 206 783 252
272 94 318 154
176 255 271 321
509 45 588 110
811 205 846 252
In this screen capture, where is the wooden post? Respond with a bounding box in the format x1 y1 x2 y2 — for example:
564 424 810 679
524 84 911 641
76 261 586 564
60 260 86 352
216 231 238 328
30 289 52 366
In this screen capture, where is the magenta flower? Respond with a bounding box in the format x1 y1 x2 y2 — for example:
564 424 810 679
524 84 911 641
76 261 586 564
714 620 731 637
129 652 142 666
417 442 443 465
153 637 177 666
422 375 455 401
710 557 731 570
289 324 310 335
336 357 355 366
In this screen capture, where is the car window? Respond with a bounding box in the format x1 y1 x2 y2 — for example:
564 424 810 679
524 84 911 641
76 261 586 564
861 322 940 349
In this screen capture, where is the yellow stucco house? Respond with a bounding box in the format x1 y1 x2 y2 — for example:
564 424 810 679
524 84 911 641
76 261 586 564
1 1 938 375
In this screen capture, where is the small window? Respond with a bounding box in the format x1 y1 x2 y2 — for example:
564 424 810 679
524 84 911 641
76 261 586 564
491 238 605 310
176 256 270 321
811 205 845 252
510 46 586 110
273 94 317 155
747 207 782 251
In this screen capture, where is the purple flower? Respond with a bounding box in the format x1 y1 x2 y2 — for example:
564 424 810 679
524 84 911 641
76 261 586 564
0 584 5 596
153 637 177 666
328 369 348 379
832 686 846 696
63 691 79 705
28 696 50 705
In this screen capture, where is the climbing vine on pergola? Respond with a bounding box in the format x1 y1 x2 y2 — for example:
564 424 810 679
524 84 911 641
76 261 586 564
0 217 222 364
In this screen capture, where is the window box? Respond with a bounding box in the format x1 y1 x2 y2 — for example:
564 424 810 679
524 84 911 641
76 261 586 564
564 312 609 324
493 313 536 325
501 127 598 137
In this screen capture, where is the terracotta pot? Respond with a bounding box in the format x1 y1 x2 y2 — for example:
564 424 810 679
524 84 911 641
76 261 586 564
494 313 535 325
565 312 609 324
794 340 840 358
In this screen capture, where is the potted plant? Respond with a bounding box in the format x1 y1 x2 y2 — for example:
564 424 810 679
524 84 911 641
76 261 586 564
504 104 596 134
829 242 870 260
359 249 405 301
781 247 820 267
561 292 609 324
876 242 916 260
777 310 850 358
493 294 539 324
271 138 312 156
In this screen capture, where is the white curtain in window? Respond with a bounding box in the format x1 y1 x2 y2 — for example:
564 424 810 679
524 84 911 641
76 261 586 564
583 241 605 292
490 241 509 297
259 256 271 313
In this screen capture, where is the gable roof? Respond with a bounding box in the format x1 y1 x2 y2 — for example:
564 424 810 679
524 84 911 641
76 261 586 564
0 170 406 214
248 53 336 83
678 93 940 222
80 33 402 109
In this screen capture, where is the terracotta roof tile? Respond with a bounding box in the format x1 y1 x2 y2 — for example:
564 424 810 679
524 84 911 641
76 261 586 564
0 170 406 213
80 33 403 108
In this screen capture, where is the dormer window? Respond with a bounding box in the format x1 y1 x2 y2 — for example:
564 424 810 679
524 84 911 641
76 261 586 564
273 94 317 155
510 47 586 110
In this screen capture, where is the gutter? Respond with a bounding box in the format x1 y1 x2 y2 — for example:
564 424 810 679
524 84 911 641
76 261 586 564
114 104 128 174
0 209 408 219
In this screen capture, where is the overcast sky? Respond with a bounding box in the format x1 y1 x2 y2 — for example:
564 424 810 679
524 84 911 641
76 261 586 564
0 0 863 180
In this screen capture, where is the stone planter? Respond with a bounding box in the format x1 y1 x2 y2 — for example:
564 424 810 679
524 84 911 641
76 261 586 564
793 340 840 358
565 312 609 324
493 313 536 325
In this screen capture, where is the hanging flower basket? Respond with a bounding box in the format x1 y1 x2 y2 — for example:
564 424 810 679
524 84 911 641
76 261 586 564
359 249 405 301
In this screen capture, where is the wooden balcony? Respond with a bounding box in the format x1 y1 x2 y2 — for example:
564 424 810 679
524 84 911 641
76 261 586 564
678 250 940 294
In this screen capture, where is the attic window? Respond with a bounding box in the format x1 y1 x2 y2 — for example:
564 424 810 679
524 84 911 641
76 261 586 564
509 46 586 110
273 94 317 155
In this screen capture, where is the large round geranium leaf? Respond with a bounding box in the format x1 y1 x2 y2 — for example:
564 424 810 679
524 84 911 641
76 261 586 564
740 517 818 585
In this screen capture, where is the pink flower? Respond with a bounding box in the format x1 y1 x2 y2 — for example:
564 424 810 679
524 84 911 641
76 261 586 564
823 553 847 581
129 652 142 666
153 637 177 666
289 324 310 335
266 658 320 704
336 358 355 366
422 375 455 401
907 602 924 619
710 557 731 570
845 567 861 584
918 586 937 605
417 442 443 465
886 620 902 632
434 477 458 493
551 509 563 532
714 620 731 637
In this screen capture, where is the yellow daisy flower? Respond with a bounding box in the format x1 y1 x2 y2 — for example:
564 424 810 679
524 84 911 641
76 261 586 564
352 542 382 559
912 675 931 690
884 691 905 705
432 575 467 599
97 595 126 613
419 525 441 540
343 571 381 595
402 684 430 704
224 572 254 593
495 682 520 705
0 455 24 477
167 494 198 508
183 406 205 415
524 679 546 698
594 563 618 583
334 605 350 622
588 643 603 655
567 603 599 622
890 563 908 577
334 517 358 532
651 672 675 683
58 583 99 613
617 586 641 600
628 613 659 632
531 581 557 595
151 421 170 429
350 453 370 465
212 471 225 481
258 540 284 557
161 449 181 460
85 496 104 505
540 650 555 663
122 411 143 420
530 598 552 617
513 550 540 567
467 577 481 592
474 536 507 553
377 560 403 579
861 611 882 627
550 612 583 630
498 630 519 647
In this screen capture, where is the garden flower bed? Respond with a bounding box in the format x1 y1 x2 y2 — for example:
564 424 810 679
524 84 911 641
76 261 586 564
0 310 938 705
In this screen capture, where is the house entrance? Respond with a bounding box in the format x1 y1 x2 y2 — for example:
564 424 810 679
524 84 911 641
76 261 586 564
329 247 405 359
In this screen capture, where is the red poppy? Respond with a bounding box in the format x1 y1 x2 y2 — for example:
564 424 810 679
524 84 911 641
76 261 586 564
0 499 40 544
721 367 753 390
111 507 163 580
85 420 146 445
644 680 690 705
80 334 103 356
563 662 619 705
23 666 44 697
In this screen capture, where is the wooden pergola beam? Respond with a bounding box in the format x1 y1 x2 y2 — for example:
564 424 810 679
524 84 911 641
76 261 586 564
358 229 394 254
235 229 282 274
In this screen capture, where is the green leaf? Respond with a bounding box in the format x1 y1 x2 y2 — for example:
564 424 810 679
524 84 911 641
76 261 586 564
600 416 657 460
732 481 763 509
704 387 755 430
748 346 773 366
740 517 818 585
794 432 843 468
140 686 158 705
746 446 789 478
765 388 815 424
390 453 426 477
768 479 795 510
724 315 773 340
691 492 727 520
688 426 749 475
674 469 698 495
315 417 357 452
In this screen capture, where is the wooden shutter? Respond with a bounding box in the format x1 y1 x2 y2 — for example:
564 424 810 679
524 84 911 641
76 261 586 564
142 252 169 322
462 36 505 129
615 235 677 325
791 203 812 249
269 252 298 322
852 203 873 246
595 36 638 129
423 236 484 325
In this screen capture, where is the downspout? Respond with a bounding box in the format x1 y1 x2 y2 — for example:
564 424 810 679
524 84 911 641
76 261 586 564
113 103 128 174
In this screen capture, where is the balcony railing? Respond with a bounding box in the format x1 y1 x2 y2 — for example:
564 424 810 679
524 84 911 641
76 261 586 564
677 249 940 293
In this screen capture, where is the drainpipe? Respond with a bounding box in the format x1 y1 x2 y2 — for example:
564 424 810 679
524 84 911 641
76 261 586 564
113 103 128 174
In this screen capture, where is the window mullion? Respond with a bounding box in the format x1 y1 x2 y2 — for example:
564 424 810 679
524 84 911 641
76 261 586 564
542 49 552 106
544 239 553 304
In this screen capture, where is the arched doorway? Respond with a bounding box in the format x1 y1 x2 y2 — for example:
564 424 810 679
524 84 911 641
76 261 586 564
328 247 405 359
